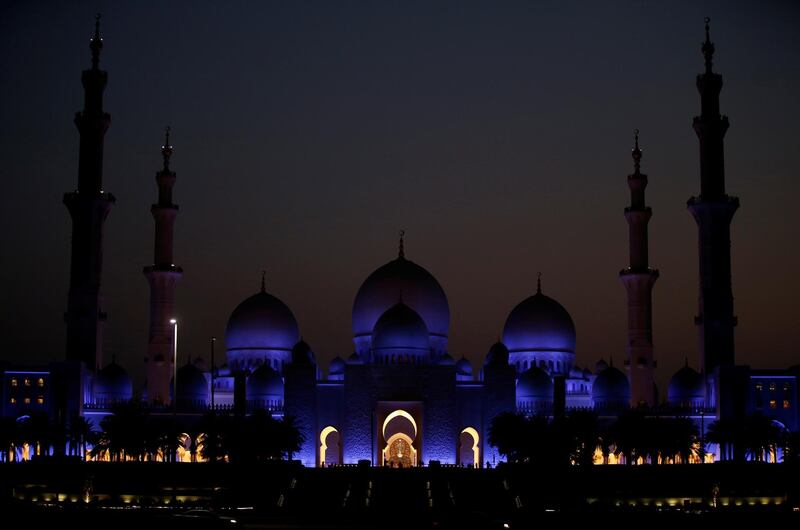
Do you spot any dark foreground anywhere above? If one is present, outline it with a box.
[2,461,798,528]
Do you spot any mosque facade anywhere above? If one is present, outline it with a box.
[1,19,798,466]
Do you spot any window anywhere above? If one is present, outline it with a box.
[784,400,791,409]
[769,382,776,392]
[37,378,44,387]
[9,397,16,405]
[36,396,44,405]
[769,399,777,409]
[755,383,763,392]
[24,378,31,387]
[23,397,31,405]
[10,378,18,388]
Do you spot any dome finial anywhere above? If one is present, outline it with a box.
[632,128,642,174]
[702,17,715,74]
[260,270,266,293]
[398,229,405,258]
[90,13,103,70]
[161,126,173,171]
[536,272,542,294]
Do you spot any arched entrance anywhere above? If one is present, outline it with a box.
[319,426,341,466]
[458,427,480,468]
[381,409,418,468]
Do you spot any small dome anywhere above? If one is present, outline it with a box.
[517,366,553,400]
[247,364,284,399]
[372,303,430,353]
[173,363,209,406]
[352,255,449,343]
[225,289,300,359]
[347,352,365,365]
[593,366,630,404]
[667,365,704,405]
[95,361,133,403]
[594,359,609,374]
[455,357,473,376]
[438,353,456,365]
[329,356,346,375]
[484,341,509,366]
[291,340,315,365]
[503,290,576,355]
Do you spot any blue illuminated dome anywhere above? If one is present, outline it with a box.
[372,303,431,364]
[517,366,554,400]
[247,363,284,407]
[592,365,630,411]
[502,284,576,375]
[291,340,315,365]
[225,288,300,372]
[172,362,209,408]
[94,361,133,404]
[455,357,473,381]
[667,364,704,408]
[328,356,346,379]
[484,341,509,366]
[352,253,449,356]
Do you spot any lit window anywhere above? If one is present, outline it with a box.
[769,399,777,409]
[10,378,18,388]
[784,383,791,392]
[769,383,776,392]
[755,383,763,392]
[37,378,44,387]
[36,396,44,405]
[784,400,791,409]
[24,378,31,387]
[23,397,31,405]
[9,397,16,405]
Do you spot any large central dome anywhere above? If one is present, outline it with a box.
[352,243,449,356]
[502,280,576,375]
[225,284,300,372]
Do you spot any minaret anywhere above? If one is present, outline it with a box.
[687,19,738,401]
[619,130,659,407]
[143,127,183,404]
[63,15,115,371]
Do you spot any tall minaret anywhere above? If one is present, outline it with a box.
[143,127,183,404]
[619,130,659,407]
[63,15,115,371]
[687,19,738,399]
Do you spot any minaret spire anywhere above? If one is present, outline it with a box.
[144,129,183,404]
[398,229,405,258]
[536,272,542,294]
[63,17,115,371]
[261,270,266,293]
[90,14,102,70]
[702,17,714,74]
[162,126,172,171]
[688,19,738,412]
[619,129,659,407]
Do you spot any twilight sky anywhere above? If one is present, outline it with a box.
[1,1,799,395]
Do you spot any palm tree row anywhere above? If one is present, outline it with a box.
[0,402,303,464]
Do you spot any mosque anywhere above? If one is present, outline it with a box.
[1,18,797,466]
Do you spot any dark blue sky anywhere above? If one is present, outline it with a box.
[1,1,799,393]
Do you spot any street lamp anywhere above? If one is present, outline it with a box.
[170,318,178,411]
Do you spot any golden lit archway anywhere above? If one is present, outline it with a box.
[460,427,480,467]
[383,432,417,467]
[319,425,340,466]
[381,409,418,467]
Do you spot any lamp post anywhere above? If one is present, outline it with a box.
[210,336,216,412]
[170,318,178,411]
[700,410,705,463]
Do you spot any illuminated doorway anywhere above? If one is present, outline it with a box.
[458,427,480,467]
[381,408,418,467]
[319,426,341,466]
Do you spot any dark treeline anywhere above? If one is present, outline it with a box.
[0,403,303,463]
[488,410,799,465]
